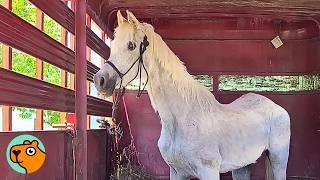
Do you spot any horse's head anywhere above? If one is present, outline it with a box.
[94,10,151,96]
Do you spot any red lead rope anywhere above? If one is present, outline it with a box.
[121,95,141,165]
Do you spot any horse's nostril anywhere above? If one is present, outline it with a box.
[100,77,105,87]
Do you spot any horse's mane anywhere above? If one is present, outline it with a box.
[142,24,218,109]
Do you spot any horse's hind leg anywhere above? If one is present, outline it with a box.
[232,165,251,180]
[267,110,290,180]
[265,149,289,180]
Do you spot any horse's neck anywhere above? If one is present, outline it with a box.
[146,59,219,135]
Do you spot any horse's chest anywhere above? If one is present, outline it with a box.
[158,133,197,176]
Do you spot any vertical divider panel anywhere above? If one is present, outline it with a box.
[60,0,68,124]
[75,0,88,179]
[69,0,75,90]
[86,15,91,129]
[35,8,44,130]
[1,0,12,131]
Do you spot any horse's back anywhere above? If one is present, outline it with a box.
[218,93,290,172]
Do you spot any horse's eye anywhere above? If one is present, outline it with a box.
[128,41,136,51]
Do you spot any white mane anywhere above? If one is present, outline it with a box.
[141,24,218,111]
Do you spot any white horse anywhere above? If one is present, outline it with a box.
[94,10,290,180]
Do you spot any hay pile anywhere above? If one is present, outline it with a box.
[110,145,153,180]
[110,162,153,180]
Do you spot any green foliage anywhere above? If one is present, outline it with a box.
[12,0,36,26]
[44,111,61,125]
[15,107,35,119]
[12,49,36,78]
[44,15,61,42]
[44,62,61,86]
[219,75,320,92]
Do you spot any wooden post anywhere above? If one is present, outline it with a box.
[75,0,87,179]
[86,15,91,128]
[1,0,12,131]
[212,75,220,102]
[35,8,44,130]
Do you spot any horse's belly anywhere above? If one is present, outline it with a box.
[219,135,267,173]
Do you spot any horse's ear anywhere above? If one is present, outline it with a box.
[117,10,126,26]
[126,10,140,26]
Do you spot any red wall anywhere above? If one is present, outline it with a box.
[118,92,320,179]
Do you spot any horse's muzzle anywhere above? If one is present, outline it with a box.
[93,71,116,97]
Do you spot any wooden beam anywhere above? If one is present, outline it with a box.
[1,0,12,131]
[0,68,112,117]
[0,6,99,82]
[75,0,88,179]
[35,8,44,130]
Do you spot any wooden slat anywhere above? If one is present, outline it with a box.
[86,15,92,129]
[0,6,99,82]
[29,0,110,60]
[1,0,12,131]
[60,15,68,123]
[0,68,112,117]
[35,8,44,130]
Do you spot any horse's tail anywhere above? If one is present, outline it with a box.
[265,151,274,180]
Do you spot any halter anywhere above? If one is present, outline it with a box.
[102,35,150,136]
[106,35,149,97]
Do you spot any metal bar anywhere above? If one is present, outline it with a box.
[0,68,112,117]
[1,0,12,131]
[0,6,100,82]
[75,0,88,179]
[35,8,44,130]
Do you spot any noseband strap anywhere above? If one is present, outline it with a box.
[106,35,149,97]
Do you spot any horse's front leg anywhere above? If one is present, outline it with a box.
[198,167,220,180]
[197,157,221,180]
[170,167,187,180]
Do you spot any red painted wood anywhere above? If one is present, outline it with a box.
[118,92,320,179]
[86,0,320,35]
[29,0,110,60]
[154,18,320,40]
[87,129,114,179]
[0,130,112,179]
[0,68,112,117]
[0,131,74,179]
[0,6,99,82]
[75,0,88,178]
[165,39,320,74]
